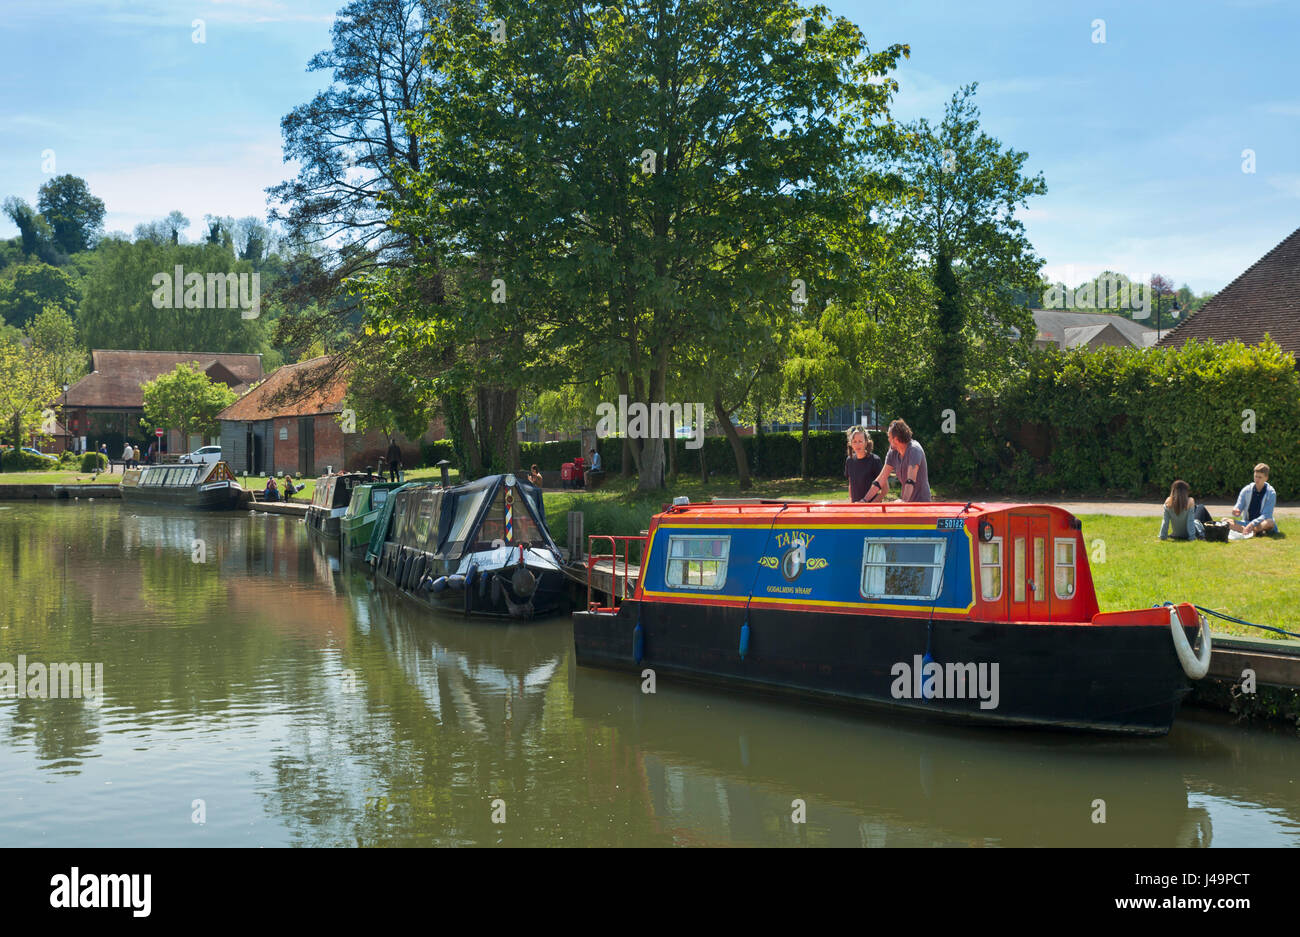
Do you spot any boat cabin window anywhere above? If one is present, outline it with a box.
[861,539,946,601]
[1033,537,1046,602]
[445,489,489,548]
[1054,538,1076,599]
[372,489,389,508]
[1012,538,1026,602]
[978,538,1002,600]
[665,535,730,590]
[415,493,437,542]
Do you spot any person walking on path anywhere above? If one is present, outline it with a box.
[386,437,403,483]
[844,427,883,503]
[867,419,931,503]
[1230,463,1279,536]
[122,441,134,471]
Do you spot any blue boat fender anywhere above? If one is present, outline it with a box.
[739,621,751,660]
[465,564,478,589]
[445,574,465,591]
[633,619,644,664]
[479,567,490,599]
[430,576,449,594]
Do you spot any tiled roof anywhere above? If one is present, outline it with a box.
[61,350,263,409]
[216,356,348,421]
[1031,309,1155,348]
[1157,226,1300,356]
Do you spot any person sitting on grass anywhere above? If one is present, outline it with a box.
[282,474,305,500]
[1229,463,1279,537]
[1159,479,1205,540]
[263,477,280,502]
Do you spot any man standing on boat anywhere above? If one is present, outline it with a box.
[844,427,883,502]
[867,419,931,502]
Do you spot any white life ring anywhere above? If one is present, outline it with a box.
[1170,607,1212,680]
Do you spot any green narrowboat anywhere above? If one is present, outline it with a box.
[341,482,402,558]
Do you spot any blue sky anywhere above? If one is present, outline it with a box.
[1,0,1297,292]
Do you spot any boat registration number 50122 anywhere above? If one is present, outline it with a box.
[936,518,964,530]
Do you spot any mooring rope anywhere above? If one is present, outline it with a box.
[1189,604,1300,641]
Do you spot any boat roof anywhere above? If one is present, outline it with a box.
[657,500,1078,523]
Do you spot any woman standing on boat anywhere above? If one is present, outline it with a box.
[868,419,931,502]
[844,427,883,502]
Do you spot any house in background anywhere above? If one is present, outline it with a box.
[1157,225,1300,361]
[57,349,264,455]
[1030,309,1159,350]
[216,356,444,477]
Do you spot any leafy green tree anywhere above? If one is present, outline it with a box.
[0,338,60,466]
[890,83,1045,442]
[36,175,106,254]
[141,363,238,445]
[77,240,268,353]
[393,0,907,491]
[1,197,61,264]
[26,305,87,388]
[268,0,435,307]
[0,261,81,328]
[133,211,191,245]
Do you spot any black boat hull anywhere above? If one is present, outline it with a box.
[119,484,245,510]
[375,545,569,620]
[573,600,1197,735]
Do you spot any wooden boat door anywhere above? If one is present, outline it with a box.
[1008,514,1052,621]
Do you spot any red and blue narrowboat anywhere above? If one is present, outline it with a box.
[572,499,1212,735]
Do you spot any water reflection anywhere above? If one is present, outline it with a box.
[1,502,1298,847]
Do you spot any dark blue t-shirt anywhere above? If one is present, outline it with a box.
[845,453,883,502]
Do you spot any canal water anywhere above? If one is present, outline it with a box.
[2,501,1298,847]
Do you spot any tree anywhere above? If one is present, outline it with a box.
[141,363,238,446]
[77,240,267,353]
[26,305,87,388]
[36,175,106,254]
[890,83,1045,442]
[2,197,60,264]
[0,262,81,328]
[394,0,908,491]
[0,339,60,466]
[267,0,435,307]
[133,211,191,245]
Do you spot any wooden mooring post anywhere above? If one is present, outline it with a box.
[567,511,584,563]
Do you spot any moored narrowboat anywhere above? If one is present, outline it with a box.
[119,461,245,510]
[572,499,1212,735]
[340,482,401,558]
[371,473,568,619]
[306,471,380,538]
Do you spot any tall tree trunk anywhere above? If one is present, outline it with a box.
[753,398,763,479]
[635,360,668,492]
[933,251,965,463]
[616,370,635,477]
[713,389,750,490]
[698,438,708,483]
[443,390,481,477]
[800,382,813,481]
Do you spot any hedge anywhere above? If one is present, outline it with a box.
[949,338,1299,498]
[0,448,59,471]
[417,340,1297,499]
[79,451,109,473]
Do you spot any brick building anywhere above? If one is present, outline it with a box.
[215,356,443,477]
[57,349,263,455]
